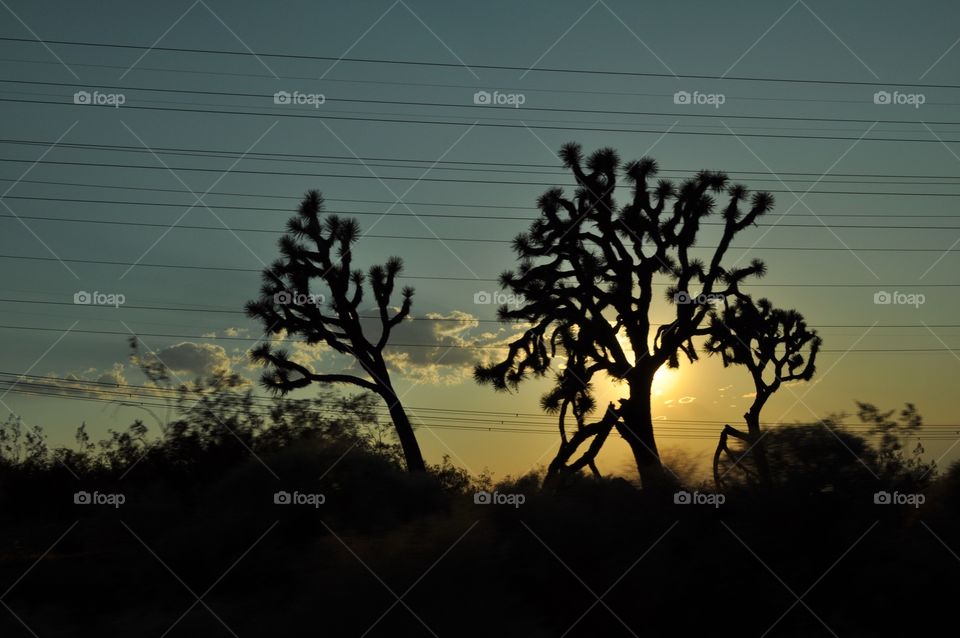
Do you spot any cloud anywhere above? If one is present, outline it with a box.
[11,340,259,414]
[288,340,329,373]
[93,362,127,386]
[202,327,247,339]
[140,342,235,379]
[384,311,525,385]
[244,311,528,386]
[12,363,162,401]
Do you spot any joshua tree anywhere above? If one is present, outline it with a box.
[245,190,426,472]
[475,143,773,486]
[705,295,820,489]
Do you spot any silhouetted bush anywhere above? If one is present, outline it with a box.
[0,395,953,637]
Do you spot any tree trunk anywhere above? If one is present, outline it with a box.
[617,372,665,488]
[366,356,426,473]
[386,398,427,472]
[745,410,771,489]
[545,405,616,480]
[713,424,750,490]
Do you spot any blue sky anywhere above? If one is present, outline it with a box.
[2,0,960,477]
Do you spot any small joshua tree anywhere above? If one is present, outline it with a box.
[705,294,820,489]
[245,190,425,472]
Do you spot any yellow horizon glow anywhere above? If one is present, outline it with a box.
[592,363,681,410]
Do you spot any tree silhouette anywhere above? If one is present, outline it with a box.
[857,401,934,486]
[475,143,773,486]
[245,190,426,472]
[704,295,820,489]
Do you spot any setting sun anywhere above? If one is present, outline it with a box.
[652,365,680,398]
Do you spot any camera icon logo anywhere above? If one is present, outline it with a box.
[74,290,92,305]
[673,90,692,105]
[274,490,291,505]
[473,291,492,304]
[74,490,91,504]
[473,490,492,505]
[273,91,292,105]
[73,91,91,105]
[874,491,891,504]
[873,91,892,105]
[274,291,293,305]
[473,90,492,105]
[873,290,891,305]
[673,490,692,505]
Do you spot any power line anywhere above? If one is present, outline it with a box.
[0,381,565,429]
[0,385,576,437]
[0,372,952,428]
[0,176,535,209]
[6,55,960,108]
[9,78,960,127]
[9,96,960,146]
[8,211,960,235]
[0,370,916,429]
[0,371,548,426]
[2,251,959,284]
[0,383,946,439]
[17,86,931,139]
[0,370,910,425]
[0,322,506,348]
[0,377,956,440]
[2,296,958,327]
[3,36,959,89]
[7,194,960,223]
[6,136,960,182]
[5,154,960,193]
[1,384,722,440]
[0,323,954,353]
[4,176,959,216]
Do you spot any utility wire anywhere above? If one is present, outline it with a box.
[0,323,953,353]
[2,36,959,89]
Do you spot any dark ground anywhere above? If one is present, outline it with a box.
[1,435,958,637]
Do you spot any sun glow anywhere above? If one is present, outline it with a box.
[590,332,684,409]
[593,365,682,414]
[652,365,680,398]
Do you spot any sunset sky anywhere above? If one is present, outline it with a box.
[2,0,960,479]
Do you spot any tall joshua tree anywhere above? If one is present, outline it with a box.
[245,190,426,472]
[475,143,774,486]
[704,294,820,489]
